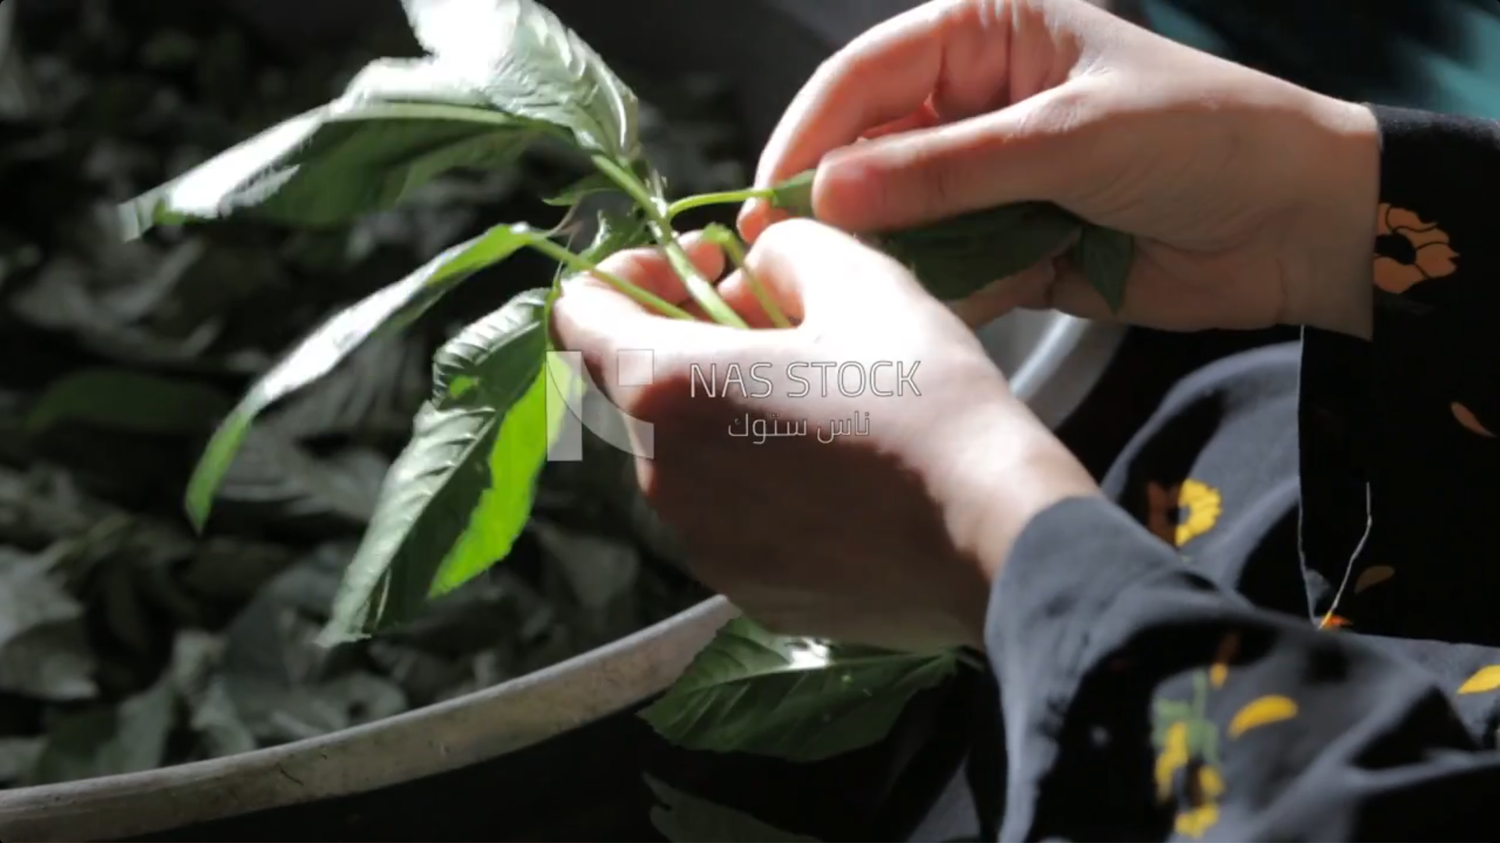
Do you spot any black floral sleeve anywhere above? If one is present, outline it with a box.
[982,106,1500,842]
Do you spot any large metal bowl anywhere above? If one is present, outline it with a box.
[0,1,1120,839]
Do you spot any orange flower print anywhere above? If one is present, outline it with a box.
[1452,402,1495,438]
[1373,203,1458,294]
[1147,479,1222,548]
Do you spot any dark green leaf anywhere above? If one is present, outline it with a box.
[318,288,567,643]
[184,222,538,532]
[401,0,641,159]
[542,171,619,206]
[26,369,230,437]
[646,775,821,843]
[769,170,814,217]
[875,203,1082,301]
[640,618,959,762]
[118,60,546,237]
[1070,224,1133,313]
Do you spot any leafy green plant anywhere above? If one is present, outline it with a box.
[118,0,1131,774]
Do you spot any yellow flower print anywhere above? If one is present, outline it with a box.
[1373,203,1459,293]
[1146,479,1223,548]
[1175,764,1224,839]
[1152,656,1305,838]
[1452,402,1495,438]
[1155,720,1191,802]
[1458,666,1500,695]
[1228,695,1299,739]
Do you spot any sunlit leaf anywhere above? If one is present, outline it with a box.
[640,618,958,762]
[400,0,641,160]
[646,775,821,843]
[317,288,563,643]
[183,222,538,532]
[119,58,547,237]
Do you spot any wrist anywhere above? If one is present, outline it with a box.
[1283,96,1380,340]
[932,397,1101,644]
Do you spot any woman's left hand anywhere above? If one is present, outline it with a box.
[551,220,1100,651]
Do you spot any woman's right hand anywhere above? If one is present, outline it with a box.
[738,0,1382,339]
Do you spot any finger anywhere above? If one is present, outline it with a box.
[1034,261,1125,322]
[816,82,1101,232]
[714,267,798,330]
[565,231,725,308]
[946,259,1060,329]
[861,100,943,140]
[738,219,917,328]
[552,283,762,413]
[737,104,945,244]
[738,0,979,240]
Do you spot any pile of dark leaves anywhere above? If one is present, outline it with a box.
[0,0,731,789]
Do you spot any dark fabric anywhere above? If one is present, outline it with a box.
[982,105,1500,841]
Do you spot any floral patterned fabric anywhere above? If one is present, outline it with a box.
[983,105,1500,841]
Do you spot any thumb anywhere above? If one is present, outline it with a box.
[813,81,1103,233]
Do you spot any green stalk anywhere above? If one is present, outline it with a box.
[592,155,747,329]
[526,237,695,321]
[665,187,774,220]
[701,224,791,328]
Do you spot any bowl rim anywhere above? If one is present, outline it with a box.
[0,315,1122,843]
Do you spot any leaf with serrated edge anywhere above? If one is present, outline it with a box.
[1071,224,1133,313]
[184,223,536,532]
[646,776,821,843]
[640,618,958,762]
[119,58,545,237]
[318,288,559,644]
[401,0,640,159]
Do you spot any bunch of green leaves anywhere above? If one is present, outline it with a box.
[117,0,1132,781]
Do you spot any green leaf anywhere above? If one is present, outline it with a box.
[400,0,641,159]
[645,775,821,843]
[26,369,230,437]
[542,171,619,206]
[317,288,562,644]
[119,59,546,237]
[640,618,959,762]
[184,223,537,532]
[1071,224,1133,313]
[769,170,815,217]
[875,203,1082,301]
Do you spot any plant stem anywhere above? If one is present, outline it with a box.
[592,155,748,329]
[701,224,791,328]
[526,237,695,321]
[666,187,775,221]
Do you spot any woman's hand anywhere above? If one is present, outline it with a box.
[739,0,1382,339]
[552,221,1099,651]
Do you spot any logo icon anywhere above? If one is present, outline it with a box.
[544,349,656,461]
